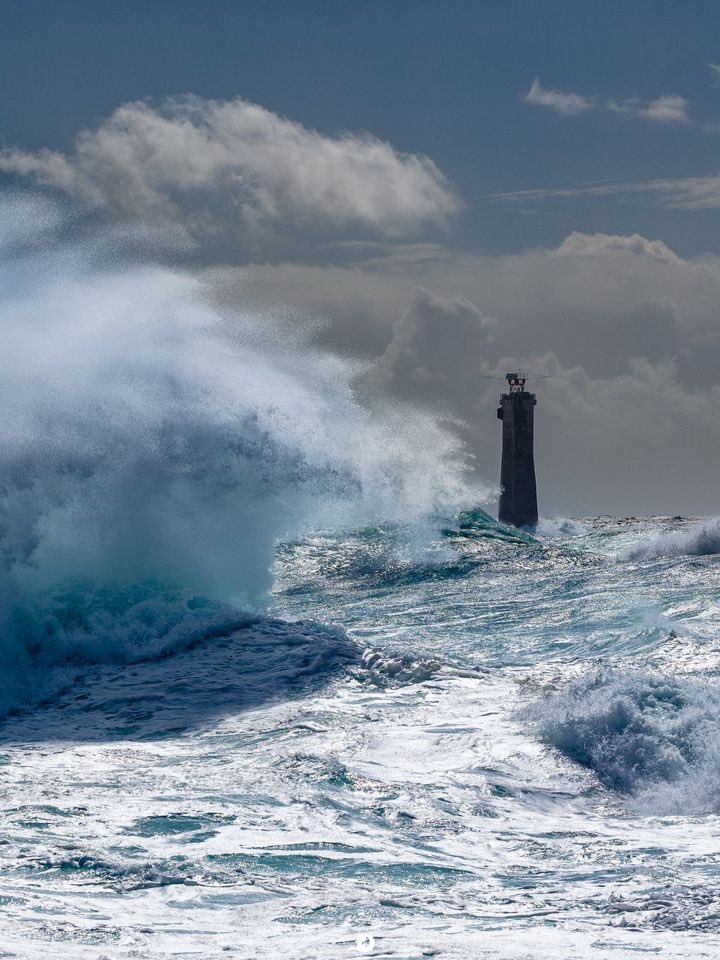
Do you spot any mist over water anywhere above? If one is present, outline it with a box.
[0,192,480,715]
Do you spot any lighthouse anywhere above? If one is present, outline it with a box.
[497,372,538,529]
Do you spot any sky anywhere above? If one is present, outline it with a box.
[2,0,720,516]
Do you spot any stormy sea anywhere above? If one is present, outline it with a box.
[2,200,720,958]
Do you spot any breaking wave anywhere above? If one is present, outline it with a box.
[0,580,361,738]
[536,516,587,538]
[530,669,720,815]
[0,193,481,718]
[627,518,720,560]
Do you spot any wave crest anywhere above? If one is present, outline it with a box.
[0,579,360,735]
[627,518,720,560]
[529,669,720,815]
[0,193,482,720]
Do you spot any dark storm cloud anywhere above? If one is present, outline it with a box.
[210,230,713,379]
[369,289,497,407]
[206,232,720,515]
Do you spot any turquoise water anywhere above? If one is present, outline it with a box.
[1,514,720,957]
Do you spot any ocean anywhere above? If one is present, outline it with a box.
[1,512,720,958]
[2,195,720,958]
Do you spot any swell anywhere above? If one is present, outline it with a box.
[278,510,548,593]
[0,578,361,734]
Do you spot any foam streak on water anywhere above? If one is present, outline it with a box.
[2,515,720,958]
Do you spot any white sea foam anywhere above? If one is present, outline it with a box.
[530,668,720,815]
[3,514,720,957]
[626,518,720,560]
[536,516,587,538]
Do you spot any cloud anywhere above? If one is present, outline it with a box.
[640,95,690,124]
[525,79,690,125]
[556,231,685,264]
[708,63,720,85]
[0,192,65,254]
[203,228,720,514]
[483,174,720,211]
[608,94,689,124]
[355,231,696,388]
[4,151,718,513]
[209,229,715,378]
[0,96,458,242]
[369,288,496,406]
[524,78,594,116]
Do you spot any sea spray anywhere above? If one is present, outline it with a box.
[0,192,482,716]
[529,668,720,814]
[626,518,720,560]
[536,516,587,538]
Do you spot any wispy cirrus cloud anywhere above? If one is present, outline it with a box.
[525,79,690,125]
[481,174,720,211]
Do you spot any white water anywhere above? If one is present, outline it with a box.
[531,667,720,815]
[627,517,720,560]
[0,193,479,718]
[1,516,719,958]
[1,197,720,958]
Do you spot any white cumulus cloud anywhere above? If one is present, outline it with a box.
[556,231,686,265]
[0,96,458,240]
[525,79,690,125]
[608,94,689,124]
[524,78,594,116]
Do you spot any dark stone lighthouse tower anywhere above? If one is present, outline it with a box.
[497,373,538,528]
